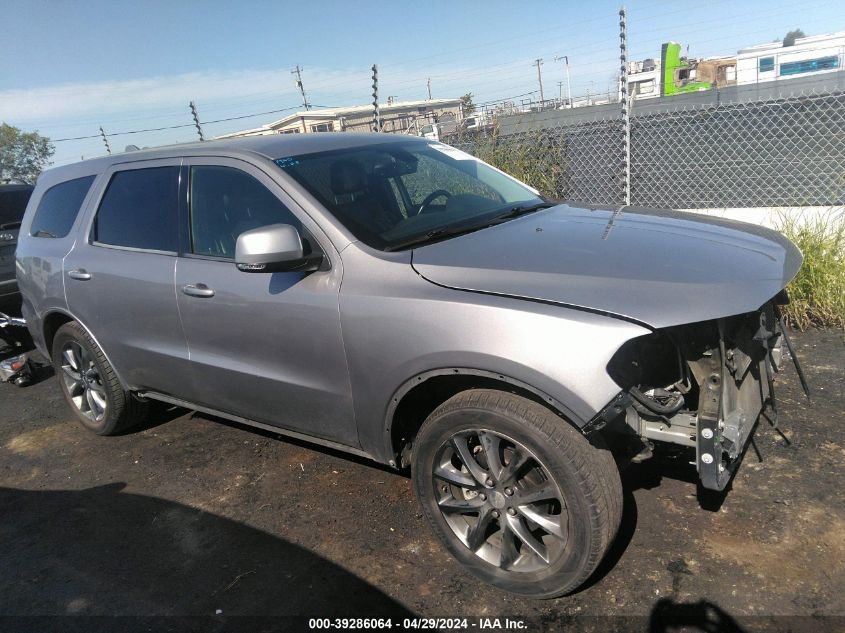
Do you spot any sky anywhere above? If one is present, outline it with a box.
[2,0,843,167]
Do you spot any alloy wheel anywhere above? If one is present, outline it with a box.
[60,341,107,422]
[432,429,569,573]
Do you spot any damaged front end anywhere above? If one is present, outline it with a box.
[598,299,804,491]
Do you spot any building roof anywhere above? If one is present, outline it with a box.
[216,98,462,138]
[736,31,845,55]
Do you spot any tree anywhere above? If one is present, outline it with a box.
[0,123,54,184]
[783,29,806,47]
[460,93,476,117]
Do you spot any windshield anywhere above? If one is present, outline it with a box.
[275,141,545,251]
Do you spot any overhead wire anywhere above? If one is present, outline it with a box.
[34,0,841,152]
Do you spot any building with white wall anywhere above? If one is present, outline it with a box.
[217,98,463,138]
[735,31,845,86]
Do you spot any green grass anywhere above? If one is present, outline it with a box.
[456,126,566,199]
[776,210,845,330]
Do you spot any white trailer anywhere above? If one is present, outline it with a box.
[735,32,845,86]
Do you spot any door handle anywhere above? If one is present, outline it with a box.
[181,283,215,298]
[68,269,92,281]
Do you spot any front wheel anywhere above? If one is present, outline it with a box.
[412,389,622,598]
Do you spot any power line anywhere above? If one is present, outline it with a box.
[41,0,840,151]
[475,91,538,107]
[11,0,828,121]
[299,0,835,97]
[50,104,317,142]
[38,0,828,132]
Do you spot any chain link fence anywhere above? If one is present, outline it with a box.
[448,89,845,208]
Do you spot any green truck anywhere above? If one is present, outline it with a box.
[660,42,736,96]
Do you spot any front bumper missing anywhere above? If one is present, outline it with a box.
[696,306,793,490]
[593,302,801,492]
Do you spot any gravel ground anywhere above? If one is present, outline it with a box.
[0,328,843,632]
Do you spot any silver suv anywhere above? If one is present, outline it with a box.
[17,134,801,597]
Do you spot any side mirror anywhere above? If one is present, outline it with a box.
[235,223,323,273]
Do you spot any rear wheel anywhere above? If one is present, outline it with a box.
[52,321,148,435]
[412,389,622,598]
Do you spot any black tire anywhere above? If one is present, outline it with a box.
[51,321,148,435]
[412,389,622,598]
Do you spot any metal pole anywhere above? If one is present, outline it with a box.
[189,101,204,141]
[427,77,432,100]
[291,65,311,111]
[619,5,631,206]
[371,64,381,132]
[533,58,545,105]
[554,55,573,108]
[99,126,111,154]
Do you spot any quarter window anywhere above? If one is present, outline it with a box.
[93,167,179,252]
[189,165,301,258]
[30,176,95,238]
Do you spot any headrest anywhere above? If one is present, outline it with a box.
[330,160,368,195]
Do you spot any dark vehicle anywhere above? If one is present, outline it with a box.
[0,183,34,308]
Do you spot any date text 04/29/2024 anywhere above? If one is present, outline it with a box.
[307,617,528,630]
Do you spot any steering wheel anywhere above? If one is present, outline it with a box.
[416,189,452,215]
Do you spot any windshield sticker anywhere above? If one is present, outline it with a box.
[429,144,477,161]
[275,157,300,169]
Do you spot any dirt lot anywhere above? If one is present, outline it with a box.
[0,328,843,632]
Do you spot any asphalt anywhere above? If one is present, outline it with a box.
[0,327,843,632]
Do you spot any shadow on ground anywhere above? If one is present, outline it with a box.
[649,598,746,632]
[0,484,413,621]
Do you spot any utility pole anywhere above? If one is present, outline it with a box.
[371,64,380,132]
[619,5,631,206]
[532,58,545,105]
[554,55,573,108]
[189,101,204,141]
[291,65,311,110]
[99,126,111,154]
[427,77,432,100]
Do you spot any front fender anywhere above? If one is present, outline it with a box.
[339,263,649,462]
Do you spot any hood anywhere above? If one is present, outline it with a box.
[411,204,802,329]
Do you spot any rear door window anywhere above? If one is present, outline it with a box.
[93,167,179,252]
[29,177,94,238]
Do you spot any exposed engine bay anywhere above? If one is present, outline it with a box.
[598,299,807,491]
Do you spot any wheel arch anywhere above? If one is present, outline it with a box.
[41,309,129,389]
[42,310,74,356]
[382,368,589,467]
